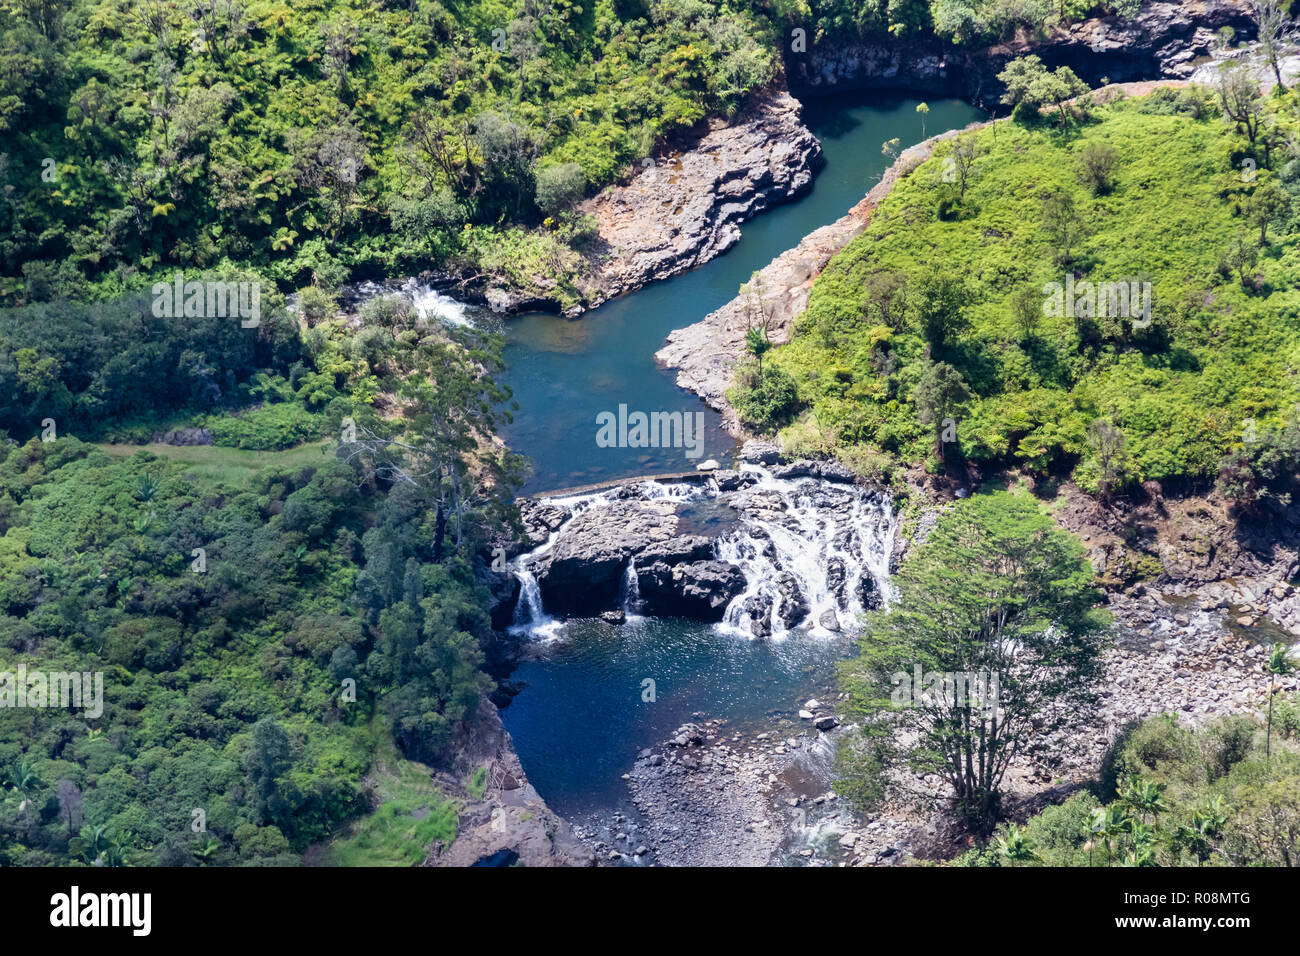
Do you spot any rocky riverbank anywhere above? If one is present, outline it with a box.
[566,91,824,316]
[427,698,594,867]
[655,77,1203,426]
[455,90,824,316]
[786,0,1256,104]
[597,581,1300,867]
[655,120,984,422]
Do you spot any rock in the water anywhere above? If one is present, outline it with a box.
[713,469,759,492]
[739,439,783,465]
[637,560,747,621]
[819,609,841,632]
[536,499,679,614]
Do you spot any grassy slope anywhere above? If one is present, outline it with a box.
[774,91,1300,487]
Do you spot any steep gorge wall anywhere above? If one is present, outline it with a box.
[785,0,1257,105]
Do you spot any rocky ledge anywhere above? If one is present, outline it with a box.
[787,0,1256,104]
[565,91,823,315]
[504,450,893,636]
[656,120,985,421]
[427,698,593,867]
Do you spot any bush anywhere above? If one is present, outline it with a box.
[729,364,803,433]
[203,404,326,450]
[1076,142,1119,195]
[534,162,587,216]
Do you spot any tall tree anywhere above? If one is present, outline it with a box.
[914,360,971,463]
[838,492,1109,831]
[1254,0,1293,91]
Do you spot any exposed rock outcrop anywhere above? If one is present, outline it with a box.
[656,118,985,421]
[786,1,1257,104]
[568,91,824,315]
[636,559,747,620]
[508,464,895,632]
[536,498,683,614]
[428,698,594,867]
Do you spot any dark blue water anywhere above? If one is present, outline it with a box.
[500,94,985,496]
[503,619,845,816]
[498,94,985,821]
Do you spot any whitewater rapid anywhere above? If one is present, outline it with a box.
[508,464,898,641]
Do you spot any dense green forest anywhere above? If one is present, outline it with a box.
[0,289,522,865]
[735,69,1300,504]
[964,712,1300,866]
[1,0,1141,310]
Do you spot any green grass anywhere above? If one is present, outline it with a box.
[765,89,1300,488]
[323,747,459,868]
[466,765,489,801]
[96,440,337,486]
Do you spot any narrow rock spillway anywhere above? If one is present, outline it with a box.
[507,462,898,639]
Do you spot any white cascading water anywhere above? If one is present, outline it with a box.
[507,467,897,641]
[348,278,474,327]
[621,558,644,619]
[715,465,897,638]
[509,568,564,640]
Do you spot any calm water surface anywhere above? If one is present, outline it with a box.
[498,94,986,820]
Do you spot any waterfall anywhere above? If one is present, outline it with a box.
[621,559,644,619]
[715,465,897,639]
[509,566,562,640]
[346,277,475,328]
[505,466,897,641]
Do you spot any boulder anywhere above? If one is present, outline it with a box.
[536,499,680,614]
[713,469,759,492]
[636,560,747,621]
[772,459,857,484]
[739,439,782,465]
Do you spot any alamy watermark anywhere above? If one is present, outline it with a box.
[595,404,706,460]
[0,664,103,719]
[1042,276,1151,329]
[890,665,1000,719]
[152,272,260,328]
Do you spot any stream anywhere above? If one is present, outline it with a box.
[358,93,987,838]
[493,94,984,834]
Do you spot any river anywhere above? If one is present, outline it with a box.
[487,93,985,835]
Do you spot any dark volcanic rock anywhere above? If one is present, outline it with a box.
[536,499,680,615]
[636,560,747,620]
[787,1,1256,106]
[637,535,714,566]
[771,459,858,484]
[739,439,783,465]
[713,469,759,492]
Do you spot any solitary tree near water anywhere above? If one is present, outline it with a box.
[998,55,1089,127]
[343,328,523,561]
[838,493,1109,832]
[1253,0,1293,91]
[1215,63,1264,145]
[946,136,980,201]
